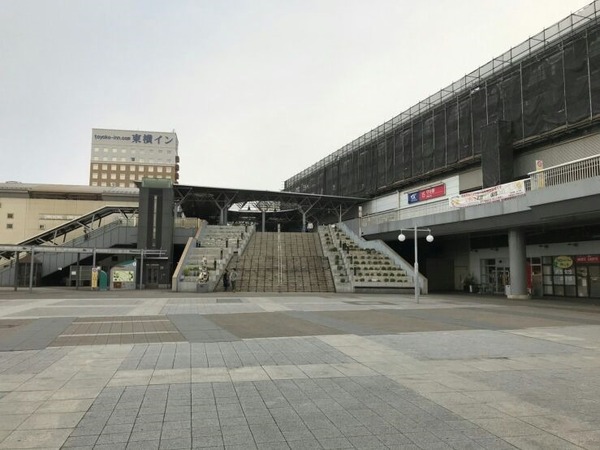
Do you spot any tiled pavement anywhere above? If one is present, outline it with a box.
[0,290,600,449]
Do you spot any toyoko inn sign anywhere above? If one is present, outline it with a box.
[92,128,177,149]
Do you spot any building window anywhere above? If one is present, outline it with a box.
[92,173,98,179]
[92,164,98,170]
[7,213,14,219]
[103,148,108,153]
[129,182,136,187]
[7,223,13,229]
[93,156,99,161]
[101,173,107,179]
[94,147,99,152]
[148,167,154,173]
[91,182,98,186]
[120,174,125,180]
[101,182,107,186]
[138,166,144,172]
[166,167,172,173]
[120,165,126,170]
[157,167,163,173]
[111,174,117,180]
[102,164,108,170]
[113,148,117,153]
[39,224,45,230]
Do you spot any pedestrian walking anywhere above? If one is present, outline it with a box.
[223,269,230,292]
[230,268,238,292]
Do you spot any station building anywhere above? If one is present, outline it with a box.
[284,2,600,300]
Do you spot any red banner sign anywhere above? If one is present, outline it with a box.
[575,255,600,264]
[408,184,446,204]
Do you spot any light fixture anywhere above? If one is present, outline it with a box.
[398,226,434,304]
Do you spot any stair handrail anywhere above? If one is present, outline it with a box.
[338,222,427,293]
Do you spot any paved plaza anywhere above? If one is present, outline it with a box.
[1,289,600,449]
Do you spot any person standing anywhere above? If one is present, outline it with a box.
[230,268,238,292]
[223,269,230,292]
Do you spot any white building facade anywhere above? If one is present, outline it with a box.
[90,128,179,187]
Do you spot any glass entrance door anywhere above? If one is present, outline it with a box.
[146,263,160,289]
[589,266,600,298]
[491,267,510,294]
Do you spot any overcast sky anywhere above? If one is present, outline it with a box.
[0,0,592,190]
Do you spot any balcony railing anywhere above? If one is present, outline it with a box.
[529,154,600,189]
[362,153,600,228]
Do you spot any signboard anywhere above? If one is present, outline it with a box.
[575,255,600,264]
[91,267,99,289]
[408,184,446,204]
[112,270,134,282]
[554,256,574,269]
[449,180,526,208]
[39,214,80,221]
[92,128,177,150]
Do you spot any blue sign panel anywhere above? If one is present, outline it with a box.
[408,192,420,204]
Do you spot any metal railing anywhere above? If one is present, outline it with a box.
[362,199,452,228]
[529,154,600,189]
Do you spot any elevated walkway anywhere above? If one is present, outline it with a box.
[0,219,140,287]
[0,205,137,262]
[219,232,335,293]
[361,154,600,241]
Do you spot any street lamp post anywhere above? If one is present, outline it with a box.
[398,226,434,304]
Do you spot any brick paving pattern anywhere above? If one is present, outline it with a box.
[0,290,599,449]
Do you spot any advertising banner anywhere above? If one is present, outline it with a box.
[449,180,526,208]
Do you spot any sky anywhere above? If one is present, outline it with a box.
[0,0,593,191]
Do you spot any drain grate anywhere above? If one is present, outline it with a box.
[344,300,395,305]
[217,298,243,304]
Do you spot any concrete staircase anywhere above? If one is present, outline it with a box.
[177,225,250,292]
[218,232,335,293]
[321,224,417,293]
